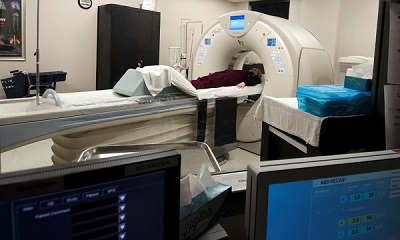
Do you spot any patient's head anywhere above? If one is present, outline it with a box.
[248,68,262,78]
[246,68,263,86]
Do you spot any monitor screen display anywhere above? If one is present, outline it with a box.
[0,149,181,240]
[230,15,245,31]
[246,150,400,240]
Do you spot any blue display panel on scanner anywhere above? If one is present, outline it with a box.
[230,15,245,31]
[267,38,276,47]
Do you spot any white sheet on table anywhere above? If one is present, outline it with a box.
[58,90,137,107]
[255,96,325,147]
[137,65,263,99]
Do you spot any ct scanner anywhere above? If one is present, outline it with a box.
[0,10,333,166]
[189,10,333,144]
[190,10,333,95]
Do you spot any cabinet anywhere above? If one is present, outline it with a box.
[96,4,160,90]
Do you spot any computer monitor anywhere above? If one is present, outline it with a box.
[245,150,400,240]
[0,149,181,240]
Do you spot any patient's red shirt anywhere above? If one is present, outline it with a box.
[191,70,248,89]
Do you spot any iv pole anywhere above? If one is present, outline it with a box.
[35,0,40,105]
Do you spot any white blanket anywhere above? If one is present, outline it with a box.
[255,96,325,147]
[138,65,197,96]
[137,65,263,100]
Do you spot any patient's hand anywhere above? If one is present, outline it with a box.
[236,82,246,88]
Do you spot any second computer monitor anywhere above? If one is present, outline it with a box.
[246,150,400,240]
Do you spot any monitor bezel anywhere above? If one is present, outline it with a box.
[246,150,400,240]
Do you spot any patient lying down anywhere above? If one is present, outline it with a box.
[136,65,263,99]
[190,68,262,89]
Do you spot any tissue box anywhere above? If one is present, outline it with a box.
[179,183,232,240]
[344,76,372,91]
[296,85,371,117]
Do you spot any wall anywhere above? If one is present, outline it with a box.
[289,0,341,69]
[0,0,244,93]
[156,0,243,71]
[336,0,379,58]
[1,0,105,92]
[289,0,379,83]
